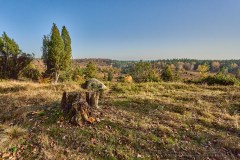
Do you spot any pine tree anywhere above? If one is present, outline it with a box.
[48,23,64,83]
[61,26,72,70]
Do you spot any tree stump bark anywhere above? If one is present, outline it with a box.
[61,92,94,126]
[86,91,100,109]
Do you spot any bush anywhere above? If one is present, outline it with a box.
[84,62,97,79]
[72,66,84,82]
[186,73,239,86]
[107,71,113,81]
[201,74,239,85]
[19,64,41,81]
[59,69,72,82]
[161,65,174,82]
[118,75,133,83]
[130,61,160,82]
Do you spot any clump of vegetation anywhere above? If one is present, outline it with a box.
[201,73,239,85]
[197,63,209,77]
[190,73,240,85]
[130,60,160,82]
[84,61,97,79]
[0,32,33,80]
[107,70,113,81]
[0,125,27,151]
[71,66,84,82]
[19,63,41,81]
[161,65,174,81]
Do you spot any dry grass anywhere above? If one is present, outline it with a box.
[0,80,239,159]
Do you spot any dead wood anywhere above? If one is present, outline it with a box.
[61,91,95,126]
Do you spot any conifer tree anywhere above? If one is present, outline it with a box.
[61,26,72,70]
[41,35,50,72]
[48,23,64,83]
[42,24,72,82]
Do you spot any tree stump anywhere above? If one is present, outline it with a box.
[81,78,108,109]
[86,91,100,109]
[61,92,95,126]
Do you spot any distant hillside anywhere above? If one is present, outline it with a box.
[33,58,135,70]
[33,58,240,76]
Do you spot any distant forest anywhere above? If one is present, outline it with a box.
[75,58,240,74]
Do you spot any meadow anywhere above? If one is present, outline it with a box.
[0,81,239,159]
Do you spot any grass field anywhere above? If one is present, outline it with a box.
[0,81,239,159]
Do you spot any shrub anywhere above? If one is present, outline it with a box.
[59,68,72,82]
[201,74,239,85]
[107,71,113,81]
[72,66,84,82]
[130,61,160,82]
[124,75,133,83]
[236,69,240,79]
[197,63,209,77]
[161,65,174,82]
[174,71,181,81]
[84,61,97,79]
[19,64,41,81]
[186,73,239,86]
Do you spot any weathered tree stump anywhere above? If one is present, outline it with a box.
[86,91,100,109]
[61,92,95,126]
[81,78,108,109]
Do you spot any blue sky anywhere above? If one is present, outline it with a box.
[0,0,239,60]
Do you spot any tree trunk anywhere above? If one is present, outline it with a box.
[86,91,100,109]
[3,55,8,78]
[54,71,59,83]
[61,92,94,126]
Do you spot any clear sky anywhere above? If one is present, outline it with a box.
[0,0,239,60]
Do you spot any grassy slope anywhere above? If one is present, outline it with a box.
[0,81,239,159]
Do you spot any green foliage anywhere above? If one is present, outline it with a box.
[42,23,72,83]
[220,66,228,74]
[197,63,209,77]
[58,68,72,82]
[186,73,240,85]
[61,26,72,70]
[48,23,64,82]
[84,62,97,79]
[201,73,239,85]
[236,69,240,79]
[130,61,160,82]
[72,66,84,81]
[174,71,181,81]
[0,32,33,79]
[107,71,113,81]
[161,65,174,82]
[19,63,41,81]
[41,35,50,68]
